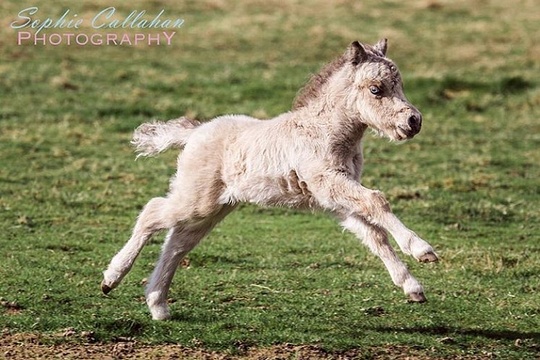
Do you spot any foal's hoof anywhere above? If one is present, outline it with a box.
[418,252,439,263]
[101,281,113,295]
[408,292,427,303]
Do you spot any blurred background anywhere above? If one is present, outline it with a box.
[0,0,538,356]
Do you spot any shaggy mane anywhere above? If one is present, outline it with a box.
[293,43,385,110]
[292,54,348,110]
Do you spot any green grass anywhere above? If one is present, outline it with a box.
[1,0,539,358]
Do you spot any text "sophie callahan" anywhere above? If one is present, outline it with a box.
[11,7,185,35]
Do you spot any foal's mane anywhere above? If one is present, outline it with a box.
[292,54,348,110]
[292,42,386,110]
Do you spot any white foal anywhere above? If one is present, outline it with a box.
[102,39,438,320]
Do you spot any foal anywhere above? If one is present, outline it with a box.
[102,39,438,320]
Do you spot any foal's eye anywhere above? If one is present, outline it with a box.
[369,85,382,96]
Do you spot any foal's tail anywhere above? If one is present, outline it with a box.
[131,117,201,157]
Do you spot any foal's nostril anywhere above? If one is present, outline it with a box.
[408,114,422,132]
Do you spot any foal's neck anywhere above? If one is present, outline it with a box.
[305,101,367,146]
[326,111,367,157]
[292,103,367,160]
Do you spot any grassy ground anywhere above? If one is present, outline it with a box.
[1,0,539,358]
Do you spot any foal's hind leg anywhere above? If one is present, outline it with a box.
[145,226,205,320]
[102,197,173,294]
[145,206,235,320]
[341,215,427,302]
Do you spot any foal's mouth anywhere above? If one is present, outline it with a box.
[396,125,421,140]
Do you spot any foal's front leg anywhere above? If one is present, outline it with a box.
[341,215,426,302]
[313,172,438,262]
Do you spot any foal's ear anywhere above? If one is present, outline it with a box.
[348,41,367,66]
[373,38,388,56]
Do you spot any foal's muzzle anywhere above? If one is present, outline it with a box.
[397,111,422,139]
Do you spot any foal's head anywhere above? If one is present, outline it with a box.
[295,39,422,141]
[346,40,422,140]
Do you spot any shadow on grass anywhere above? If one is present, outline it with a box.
[100,318,146,338]
[372,325,540,341]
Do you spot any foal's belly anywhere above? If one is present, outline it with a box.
[219,170,316,210]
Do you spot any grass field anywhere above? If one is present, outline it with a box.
[1,0,539,358]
